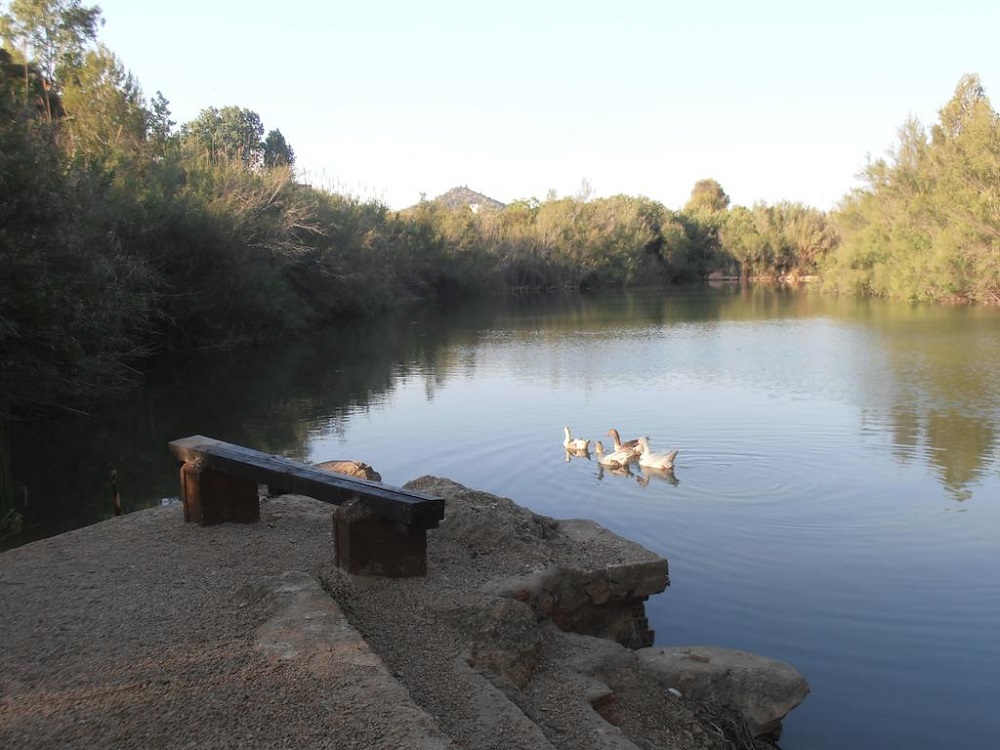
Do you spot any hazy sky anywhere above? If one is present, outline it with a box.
[93,0,999,211]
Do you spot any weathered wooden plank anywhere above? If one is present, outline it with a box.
[168,435,444,529]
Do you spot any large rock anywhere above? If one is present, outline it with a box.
[265,460,382,499]
[636,645,809,738]
[482,553,667,649]
[313,459,382,482]
[410,477,669,649]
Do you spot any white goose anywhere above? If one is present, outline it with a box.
[593,440,635,468]
[636,436,679,470]
[563,426,590,452]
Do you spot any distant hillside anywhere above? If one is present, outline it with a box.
[412,186,506,213]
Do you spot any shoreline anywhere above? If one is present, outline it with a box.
[0,477,806,749]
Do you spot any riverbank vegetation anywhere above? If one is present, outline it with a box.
[823,74,1000,304]
[2,4,999,518]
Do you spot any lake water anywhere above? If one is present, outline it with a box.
[7,286,1000,749]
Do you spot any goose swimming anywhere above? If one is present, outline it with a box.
[607,428,642,457]
[594,440,635,468]
[563,426,590,452]
[636,436,678,470]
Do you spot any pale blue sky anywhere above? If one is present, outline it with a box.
[93,0,999,211]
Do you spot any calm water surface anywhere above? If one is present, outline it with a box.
[8,287,1000,749]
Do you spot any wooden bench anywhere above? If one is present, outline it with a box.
[168,435,445,577]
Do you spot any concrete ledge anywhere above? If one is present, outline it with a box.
[254,571,451,748]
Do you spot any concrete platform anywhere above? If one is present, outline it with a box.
[0,497,451,749]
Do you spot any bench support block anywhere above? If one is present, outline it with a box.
[181,459,260,525]
[333,499,428,577]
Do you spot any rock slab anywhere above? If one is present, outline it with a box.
[637,645,810,738]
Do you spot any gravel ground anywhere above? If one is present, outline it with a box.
[0,476,763,749]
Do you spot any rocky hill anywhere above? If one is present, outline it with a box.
[425,186,506,212]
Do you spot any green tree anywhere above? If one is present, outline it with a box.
[0,0,102,117]
[823,73,1000,303]
[933,73,987,142]
[263,127,295,168]
[684,178,730,213]
[0,76,156,419]
[59,44,147,165]
[720,205,768,279]
[0,43,60,115]
[679,179,731,279]
[182,105,266,168]
[147,90,174,146]
[781,203,837,276]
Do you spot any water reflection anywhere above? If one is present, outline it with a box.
[848,300,1000,501]
[635,466,679,487]
[632,286,1000,503]
[878,406,996,502]
[7,305,510,544]
[596,462,635,480]
[9,287,1000,547]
